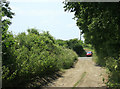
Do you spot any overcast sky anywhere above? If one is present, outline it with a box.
[8,0,83,40]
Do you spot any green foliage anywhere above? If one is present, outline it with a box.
[66,39,86,56]
[64,2,119,59]
[2,29,78,87]
[1,1,14,40]
[83,44,93,50]
[64,2,120,87]
[105,57,120,88]
[1,1,15,63]
[56,38,86,56]
[56,39,68,47]
[1,0,16,83]
[1,2,77,86]
[27,28,39,35]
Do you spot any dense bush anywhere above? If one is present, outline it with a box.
[66,39,86,57]
[56,38,86,57]
[105,57,120,88]
[2,29,78,87]
[56,39,68,47]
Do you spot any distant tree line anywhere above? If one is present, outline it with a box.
[56,38,86,57]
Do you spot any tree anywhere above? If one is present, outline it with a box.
[1,1,14,39]
[64,2,120,59]
[27,28,39,35]
[63,2,120,87]
[1,0,15,84]
[57,38,86,56]
[1,0,15,52]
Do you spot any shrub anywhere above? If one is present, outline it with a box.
[2,29,78,87]
[105,57,120,88]
[57,38,86,57]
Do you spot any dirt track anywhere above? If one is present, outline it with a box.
[47,57,108,87]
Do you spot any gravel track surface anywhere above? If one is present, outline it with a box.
[47,57,108,88]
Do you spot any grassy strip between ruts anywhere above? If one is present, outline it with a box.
[72,72,87,89]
